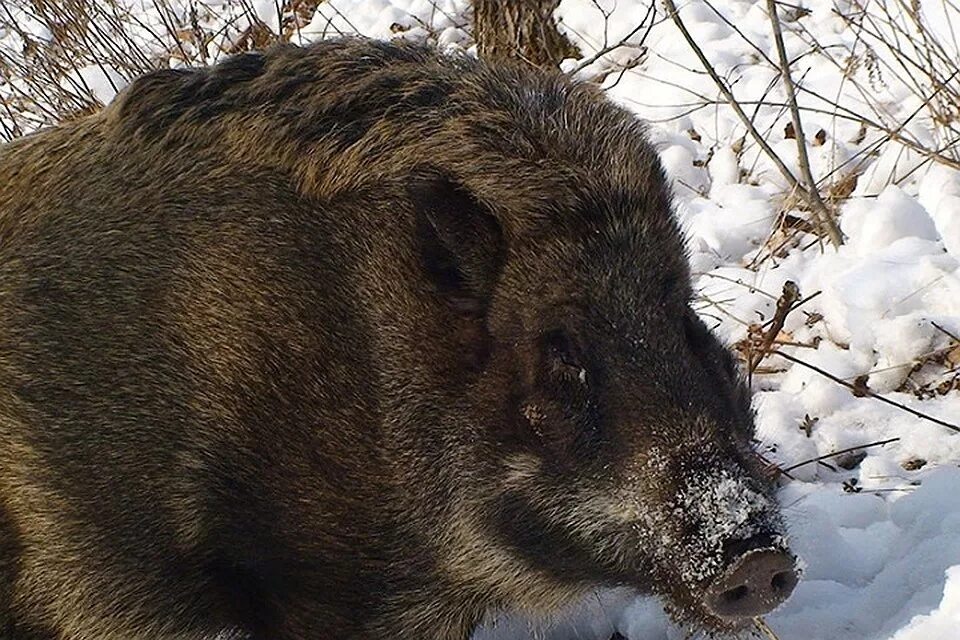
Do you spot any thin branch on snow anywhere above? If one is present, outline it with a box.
[753,616,784,640]
[567,1,657,77]
[766,0,844,247]
[663,0,841,248]
[772,350,960,434]
[781,437,901,473]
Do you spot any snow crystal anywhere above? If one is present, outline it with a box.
[674,468,774,582]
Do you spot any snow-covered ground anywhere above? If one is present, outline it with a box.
[3,1,960,638]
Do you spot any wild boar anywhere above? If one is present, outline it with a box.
[0,38,796,640]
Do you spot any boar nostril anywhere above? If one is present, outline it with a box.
[772,570,795,593]
[705,549,798,620]
[718,584,749,606]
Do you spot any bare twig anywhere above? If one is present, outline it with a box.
[782,437,901,473]
[568,2,657,76]
[766,0,843,246]
[662,0,840,246]
[932,321,960,344]
[772,350,960,433]
[754,616,783,640]
[748,281,801,381]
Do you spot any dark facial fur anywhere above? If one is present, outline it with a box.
[0,38,792,639]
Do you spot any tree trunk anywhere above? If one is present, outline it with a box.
[472,0,579,69]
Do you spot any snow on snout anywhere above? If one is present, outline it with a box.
[676,468,777,583]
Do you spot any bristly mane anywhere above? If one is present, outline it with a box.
[101,38,680,250]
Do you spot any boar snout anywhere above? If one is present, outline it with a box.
[704,543,798,620]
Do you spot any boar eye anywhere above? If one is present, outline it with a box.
[543,329,582,373]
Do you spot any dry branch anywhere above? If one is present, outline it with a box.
[773,350,960,433]
[749,280,801,374]
[766,0,843,246]
[567,2,657,77]
[662,0,842,247]
[753,617,783,640]
[781,437,901,473]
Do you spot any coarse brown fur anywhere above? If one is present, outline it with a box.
[0,38,792,639]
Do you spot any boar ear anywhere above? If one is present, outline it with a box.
[408,169,505,315]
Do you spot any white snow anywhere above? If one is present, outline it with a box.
[889,565,960,640]
[3,0,960,638]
